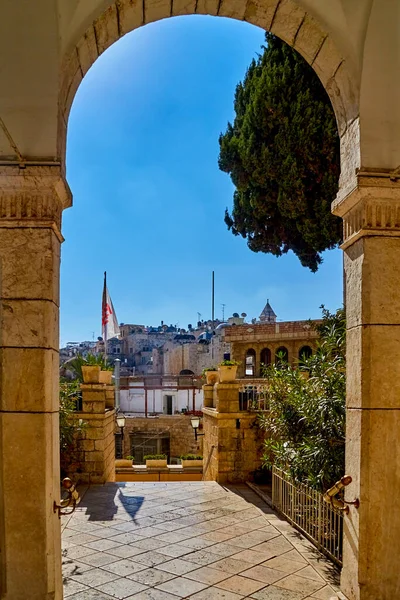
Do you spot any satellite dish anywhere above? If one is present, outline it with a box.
[241,313,247,318]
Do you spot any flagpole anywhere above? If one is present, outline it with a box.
[103,271,107,363]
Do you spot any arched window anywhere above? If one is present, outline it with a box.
[298,346,312,362]
[275,346,289,364]
[260,348,271,374]
[245,348,256,376]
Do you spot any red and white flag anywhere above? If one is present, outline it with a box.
[102,273,120,342]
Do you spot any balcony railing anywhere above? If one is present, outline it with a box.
[237,379,269,411]
[272,466,344,566]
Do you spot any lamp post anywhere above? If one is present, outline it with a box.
[190,416,204,441]
[116,412,126,441]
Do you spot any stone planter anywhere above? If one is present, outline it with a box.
[82,365,101,383]
[218,365,238,383]
[115,459,132,468]
[145,459,167,468]
[99,370,113,384]
[181,459,203,468]
[205,371,219,385]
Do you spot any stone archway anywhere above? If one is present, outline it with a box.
[2,2,400,600]
[58,0,359,184]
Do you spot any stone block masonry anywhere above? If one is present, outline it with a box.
[202,382,264,483]
[68,383,116,484]
[121,414,202,459]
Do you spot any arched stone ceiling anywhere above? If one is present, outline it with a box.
[2,0,400,190]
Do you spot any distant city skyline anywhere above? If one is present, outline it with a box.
[60,16,343,348]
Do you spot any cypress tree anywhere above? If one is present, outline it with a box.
[219,33,341,272]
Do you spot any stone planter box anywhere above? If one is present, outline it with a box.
[82,365,101,383]
[99,370,113,384]
[218,365,238,383]
[145,459,167,468]
[115,459,132,468]
[205,371,219,385]
[181,459,203,468]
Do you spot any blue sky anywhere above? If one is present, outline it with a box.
[61,15,343,346]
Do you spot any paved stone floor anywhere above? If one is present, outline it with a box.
[62,482,341,600]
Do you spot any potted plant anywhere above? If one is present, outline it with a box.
[71,353,113,384]
[202,367,219,385]
[115,455,134,468]
[99,363,114,384]
[218,359,240,383]
[180,454,203,468]
[82,365,101,383]
[144,454,167,468]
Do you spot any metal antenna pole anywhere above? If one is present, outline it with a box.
[211,271,215,360]
[212,271,215,329]
[103,271,107,363]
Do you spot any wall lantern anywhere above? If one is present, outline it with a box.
[116,412,126,440]
[190,416,204,441]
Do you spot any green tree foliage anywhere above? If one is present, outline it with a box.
[258,307,345,490]
[59,380,86,477]
[219,33,341,272]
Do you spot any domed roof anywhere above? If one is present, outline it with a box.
[197,331,212,342]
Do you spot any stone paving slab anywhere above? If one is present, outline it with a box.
[62,482,341,599]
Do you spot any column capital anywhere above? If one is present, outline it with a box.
[333,169,400,249]
[0,164,72,238]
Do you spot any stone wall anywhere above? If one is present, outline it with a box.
[163,336,230,376]
[121,415,202,460]
[67,383,116,484]
[202,383,264,483]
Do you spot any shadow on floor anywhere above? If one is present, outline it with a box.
[78,483,145,522]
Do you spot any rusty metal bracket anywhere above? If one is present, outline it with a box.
[323,475,359,515]
[53,478,80,518]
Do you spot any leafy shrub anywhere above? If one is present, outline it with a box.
[202,367,218,375]
[143,454,167,460]
[258,307,345,491]
[59,380,87,477]
[218,359,240,366]
[180,454,203,460]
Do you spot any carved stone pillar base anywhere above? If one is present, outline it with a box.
[0,166,71,600]
[333,173,400,600]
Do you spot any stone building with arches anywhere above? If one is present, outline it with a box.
[1,1,400,599]
[226,318,319,378]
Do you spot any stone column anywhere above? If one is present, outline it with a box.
[202,383,214,408]
[202,383,263,483]
[76,383,116,484]
[0,165,71,600]
[333,174,400,600]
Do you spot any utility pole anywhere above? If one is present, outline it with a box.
[211,271,215,360]
[211,271,215,330]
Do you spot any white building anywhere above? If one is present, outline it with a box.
[120,375,203,416]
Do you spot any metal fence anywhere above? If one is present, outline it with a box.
[237,380,269,411]
[272,466,344,566]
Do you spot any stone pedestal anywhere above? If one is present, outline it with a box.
[73,384,116,484]
[203,383,214,408]
[202,383,263,483]
[0,166,70,599]
[333,175,400,600]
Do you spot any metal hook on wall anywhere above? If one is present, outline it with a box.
[53,478,80,518]
[323,475,359,515]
